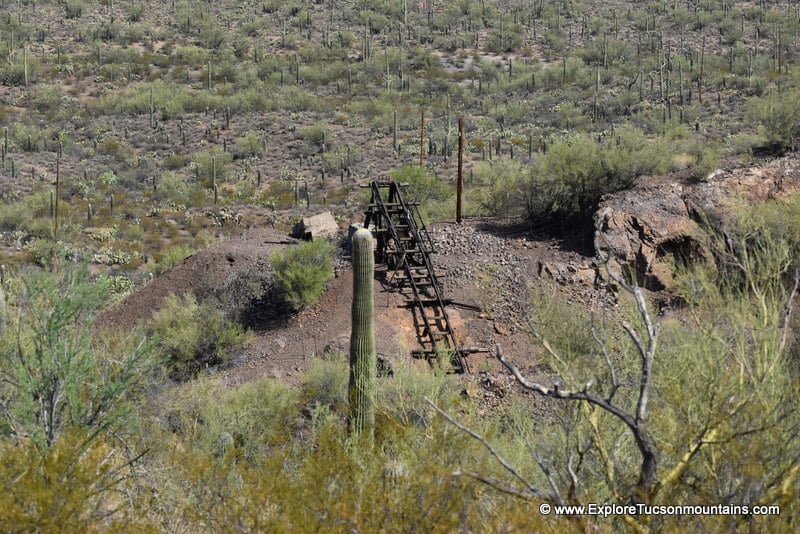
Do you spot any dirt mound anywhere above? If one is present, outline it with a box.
[97,155,800,405]
[98,218,609,390]
[99,227,296,331]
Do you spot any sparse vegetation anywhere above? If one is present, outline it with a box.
[0,0,799,530]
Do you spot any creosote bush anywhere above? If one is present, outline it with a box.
[522,128,670,219]
[389,165,453,222]
[148,292,253,380]
[271,239,334,312]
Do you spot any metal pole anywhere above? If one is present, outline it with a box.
[54,152,60,237]
[419,110,425,166]
[456,117,463,223]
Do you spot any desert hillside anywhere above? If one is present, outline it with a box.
[1,1,799,531]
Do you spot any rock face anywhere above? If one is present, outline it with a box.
[594,182,699,289]
[594,155,800,290]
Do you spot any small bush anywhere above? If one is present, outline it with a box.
[521,128,669,220]
[747,86,800,150]
[64,0,85,19]
[271,240,334,312]
[300,355,349,412]
[157,171,203,205]
[168,375,300,460]
[469,160,526,217]
[389,165,453,222]
[193,149,232,185]
[149,242,196,274]
[298,123,331,152]
[485,21,524,53]
[148,293,253,380]
[236,130,265,158]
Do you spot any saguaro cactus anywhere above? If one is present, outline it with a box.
[348,228,376,439]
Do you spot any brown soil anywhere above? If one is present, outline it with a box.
[100,216,614,401]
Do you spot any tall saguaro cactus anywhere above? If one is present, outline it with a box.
[348,228,376,440]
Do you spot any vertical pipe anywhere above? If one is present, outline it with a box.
[419,109,425,166]
[456,117,463,223]
[54,153,60,237]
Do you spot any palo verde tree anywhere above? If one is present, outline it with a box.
[429,224,800,532]
[0,263,158,530]
[0,264,156,451]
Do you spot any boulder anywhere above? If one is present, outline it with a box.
[594,155,800,290]
[538,260,597,287]
[292,211,339,241]
[594,182,698,290]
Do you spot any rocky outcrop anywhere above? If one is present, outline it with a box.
[594,182,699,289]
[594,155,800,290]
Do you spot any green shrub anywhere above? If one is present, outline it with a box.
[298,123,331,152]
[389,165,453,222]
[0,51,40,87]
[300,355,349,412]
[236,130,265,158]
[32,85,63,115]
[485,21,524,53]
[149,242,196,274]
[157,171,204,206]
[96,274,136,300]
[0,429,150,531]
[469,159,526,217]
[148,293,253,380]
[10,122,49,152]
[727,192,800,267]
[167,374,300,460]
[192,148,232,185]
[375,359,459,427]
[271,240,335,312]
[0,265,155,449]
[747,86,800,150]
[63,0,85,19]
[682,140,722,182]
[522,128,670,219]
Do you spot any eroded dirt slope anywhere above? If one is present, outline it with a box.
[100,214,614,397]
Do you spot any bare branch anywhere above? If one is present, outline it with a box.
[566,450,579,501]
[591,313,619,401]
[453,470,546,500]
[596,254,658,426]
[425,397,542,499]
[497,343,659,499]
[588,407,622,501]
[531,449,566,506]
[495,344,637,429]
[778,268,800,354]
[511,415,566,506]
[619,285,658,426]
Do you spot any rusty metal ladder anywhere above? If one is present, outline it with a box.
[363,180,469,373]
